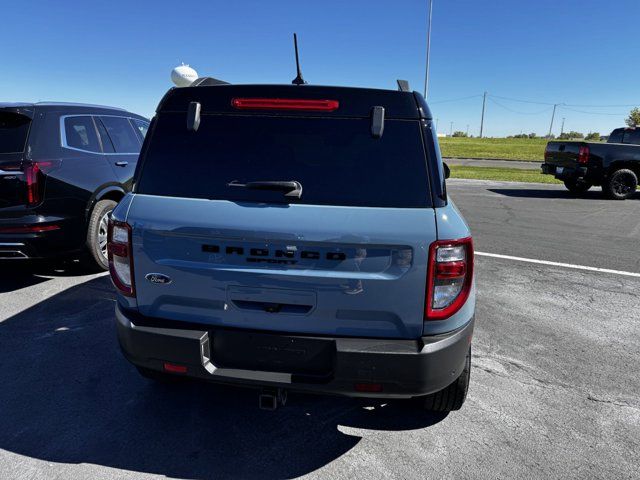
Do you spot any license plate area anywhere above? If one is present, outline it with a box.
[556,166,564,174]
[211,330,335,376]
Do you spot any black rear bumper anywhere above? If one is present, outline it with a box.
[116,304,474,399]
[541,163,588,180]
[0,213,82,259]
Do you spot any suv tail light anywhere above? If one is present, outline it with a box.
[107,219,135,297]
[577,145,590,164]
[24,161,57,206]
[425,237,474,320]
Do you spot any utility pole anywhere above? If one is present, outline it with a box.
[423,0,434,99]
[435,118,439,133]
[466,124,469,136]
[479,91,487,138]
[548,104,559,138]
[449,121,453,136]
[560,117,565,136]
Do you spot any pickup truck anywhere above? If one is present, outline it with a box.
[542,127,640,199]
[109,81,476,412]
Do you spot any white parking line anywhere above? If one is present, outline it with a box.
[476,251,640,278]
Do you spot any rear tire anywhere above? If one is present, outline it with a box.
[85,199,117,271]
[563,179,591,194]
[422,347,471,412]
[603,169,637,200]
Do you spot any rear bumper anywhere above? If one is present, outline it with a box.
[541,163,588,180]
[0,213,81,259]
[116,304,474,399]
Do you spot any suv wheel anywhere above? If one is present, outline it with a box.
[604,169,637,200]
[422,346,471,412]
[86,199,117,270]
[563,179,591,195]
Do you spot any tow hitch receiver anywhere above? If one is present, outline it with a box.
[259,387,288,411]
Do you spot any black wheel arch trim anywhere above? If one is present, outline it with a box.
[85,185,126,220]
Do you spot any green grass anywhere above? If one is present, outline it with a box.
[449,165,562,184]
[439,137,547,161]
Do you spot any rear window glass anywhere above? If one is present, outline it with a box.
[136,114,431,208]
[0,112,31,154]
[64,116,101,152]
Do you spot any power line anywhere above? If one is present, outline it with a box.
[564,103,640,108]
[488,97,553,115]
[428,93,639,109]
[562,106,627,116]
[429,94,483,104]
[488,94,555,106]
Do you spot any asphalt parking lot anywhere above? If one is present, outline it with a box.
[0,179,638,480]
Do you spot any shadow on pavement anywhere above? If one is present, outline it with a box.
[0,259,99,294]
[487,188,632,200]
[0,276,446,479]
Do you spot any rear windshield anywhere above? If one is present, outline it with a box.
[137,114,431,208]
[0,112,31,154]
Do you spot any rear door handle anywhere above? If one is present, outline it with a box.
[115,161,129,167]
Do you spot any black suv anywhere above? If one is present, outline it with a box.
[0,102,148,269]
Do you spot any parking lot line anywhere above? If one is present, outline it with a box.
[476,251,640,278]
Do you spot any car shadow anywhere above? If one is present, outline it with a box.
[0,276,446,479]
[487,188,637,200]
[0,259,99,294]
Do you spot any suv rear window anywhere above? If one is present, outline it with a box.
[0,112,31,154]
[136,114,431,208]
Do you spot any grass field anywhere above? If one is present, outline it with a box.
[439,137,547,161]
[449,165,562,184]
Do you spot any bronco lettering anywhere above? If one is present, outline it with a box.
[202,244,345,261]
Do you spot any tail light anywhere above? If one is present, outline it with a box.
[231,98,340,111]
[24,161,56,207]
[426,237,474,320]
[107,219,135,297]
[544,149,551,162]
[578,145,590,164]
[0,224,60,234]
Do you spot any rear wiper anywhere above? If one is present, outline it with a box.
[227,180,303,198]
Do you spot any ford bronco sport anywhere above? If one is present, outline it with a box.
[110,81,475,412]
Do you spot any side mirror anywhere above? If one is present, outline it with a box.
[443,162,450,179]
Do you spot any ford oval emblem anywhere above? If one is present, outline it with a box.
[145,273,172,285]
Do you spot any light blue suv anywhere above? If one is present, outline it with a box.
[110,82,475,411]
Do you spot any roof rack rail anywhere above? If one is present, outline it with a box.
[190,77,230,87]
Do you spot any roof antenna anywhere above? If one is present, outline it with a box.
[291,33,307,85]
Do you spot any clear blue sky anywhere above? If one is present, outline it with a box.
[3,0,639,137]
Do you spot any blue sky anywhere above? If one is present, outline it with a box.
[2,0,639,136]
